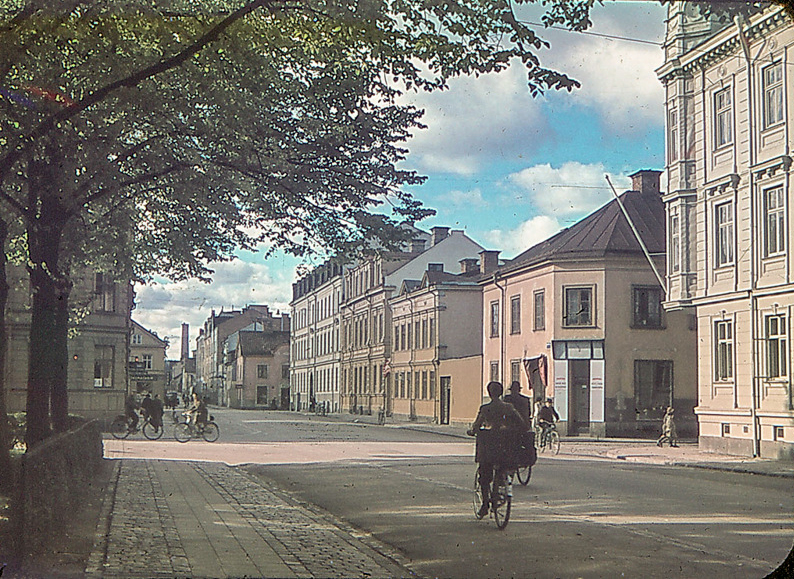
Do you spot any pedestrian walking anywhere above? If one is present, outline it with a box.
[657,406,678,447]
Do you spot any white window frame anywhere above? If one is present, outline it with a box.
[490,301,500,338]
[714,319,733,381]
[715,201,734,268]
[763,186,786,258]
[762,62,784,129]
[668,107,679,162]
[510,295,521,335]
[766,314,788,379]
[670,209,681,273]
[533,290,545,331]
[714,87,733,149]
[564,286,594,327]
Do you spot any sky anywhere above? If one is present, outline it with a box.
[133,0,669,356]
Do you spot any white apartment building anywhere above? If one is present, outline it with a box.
[658,3,794,458]
[290,261,344,412]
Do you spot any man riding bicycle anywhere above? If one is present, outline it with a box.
[537,398,560,447]
[467,381,525,519]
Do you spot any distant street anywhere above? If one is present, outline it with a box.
[104,408,794,578]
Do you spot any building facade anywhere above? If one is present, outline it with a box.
[224,328,290,409]
[658,3,794,457]
[481,171,698,438]
[290,261,344,412]
[196,305,290,406]
[4,265,133,420]
[340,227,485,417]
[389,257,484,424]
[129,320,168,399]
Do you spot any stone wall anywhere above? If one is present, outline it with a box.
[13,420,104,556]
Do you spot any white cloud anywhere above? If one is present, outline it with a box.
[134,257,295,357]
[484,215,564,259]
[508,161,631,217]
[444,188,488,208]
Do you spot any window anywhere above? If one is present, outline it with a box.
[510,361,521,386]
[142,354,153,370]
[489,361,499,384]
[670,209,681,273]
[490,301,500,337]
[429,318,435,347]
[564,287,593,327]
[131,333,142,345]
[714,87,732,148]
[94,273,116,312]
[415,320,420,349]
[422,319,428,349]
[94,345,114,388]
[668,108,678,162]
[715,202,734,267]
[763,63,784,129]
[722,423,731,436]
[258,364,268,379]
[407,322,412,351]
[422,371,428,399]
[400,324,406,351]
[633,287,662,328]
[394,325,400,350]
[763,186,786,257]
[766,314,787,379]
[634,360,673,419]
[282,364,290,380]
[256,385,268,405]
[510,296,521,334]
[714,320,733,381]
[533,291,545,331]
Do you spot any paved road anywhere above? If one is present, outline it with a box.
[95,409,793,578]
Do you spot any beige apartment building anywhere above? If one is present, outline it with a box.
[224,328,290,409]
[389,256,486,424]
[129,320,167,399]
[340,227,485,416]
[481,171,698,438]
[290,261,344,412]
[658,3,794,458]
[4,264,133,420]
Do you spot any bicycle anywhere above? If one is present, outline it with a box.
[473,466,512,530]
[469,428,515,529]
[535,422,560,455]
[174,414,220,443]
[110,412,163,440]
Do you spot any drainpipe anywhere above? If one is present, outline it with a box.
[735,13,761,457]
[493,273,506,388]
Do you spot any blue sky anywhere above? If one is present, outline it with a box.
[134,0,668,355]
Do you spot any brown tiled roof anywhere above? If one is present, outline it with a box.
[503,190,664,273]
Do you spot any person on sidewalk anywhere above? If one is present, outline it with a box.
[467,381,525,519]
[657,406,678,447]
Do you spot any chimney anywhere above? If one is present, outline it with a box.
[428,263,444,273]
[630,169,661,195]
[479,250,500,275]
[431,226,450,246]
[460,258,479,274]
[410,238,426,254]
[181,323,189,361]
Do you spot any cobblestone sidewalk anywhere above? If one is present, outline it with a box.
[85,460,414,579]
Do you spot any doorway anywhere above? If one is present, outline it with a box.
[439,377,451,425]
[568,360,590,434]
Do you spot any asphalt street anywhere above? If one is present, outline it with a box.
[98,408,793,578]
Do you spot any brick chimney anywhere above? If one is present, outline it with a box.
[460,258,479,274]
[431,226,450,246]
[180,323,190,361]
[630,169,661,195]
[479,250,500,275]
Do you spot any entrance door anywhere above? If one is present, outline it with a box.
[568,360,590,434]
[440,377,451,425]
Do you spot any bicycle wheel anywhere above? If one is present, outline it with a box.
[516,465,531,486]
[473,472,485,519]
[174,422,192,443]
[110,416,129,440]
[492,475,511,530]
[142,421,163,440]
[549,431,561,455]
[202,422,220,442]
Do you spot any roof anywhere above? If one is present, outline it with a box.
[502,190,664,274]
[237,331,290,357]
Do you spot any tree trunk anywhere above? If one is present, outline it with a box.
[51,276,72,433]
[25,182,68,447]
[0,217,13,491]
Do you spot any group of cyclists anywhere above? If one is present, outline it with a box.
[467,380,558,520]
[123,390,208,434]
